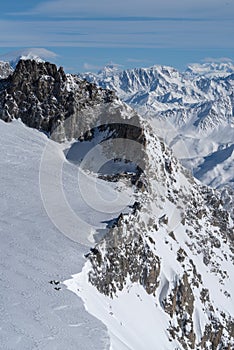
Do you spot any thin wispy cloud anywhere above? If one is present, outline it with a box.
[1,0,233,51]
[127,58,149,63]
[0,0,234,72]
[16,0,234,20]
[0,17,233,49]
[202,57,233,63]
[83,63,103,70]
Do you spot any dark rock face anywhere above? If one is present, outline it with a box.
[0,60,116,141]
[166,273,196,349]
[0,60,149,181]
[0,59,147,178]
[87,213,161,297]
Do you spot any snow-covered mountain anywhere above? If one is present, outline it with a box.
[186,62,234,78]
[66,123,234,349]
[0,60,233,349]
[79,63,234,190]
[0,48,57,69]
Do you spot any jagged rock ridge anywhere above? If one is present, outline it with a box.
[0,61,13,79]
[83,124,234,349]
[0,59,117,142]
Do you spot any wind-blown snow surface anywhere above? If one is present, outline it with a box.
[0,119,135,349]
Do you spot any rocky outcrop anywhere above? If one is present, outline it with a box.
[0,59,116,141]
[166,273,196,349]
[0,59,148,180]
[87,212,161,297]
[0,61,13,79]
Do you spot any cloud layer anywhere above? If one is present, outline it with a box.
[0,17,233,50]
[28,0,234,19]
[0,0,233,72]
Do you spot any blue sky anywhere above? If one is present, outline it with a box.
[0,0,234,73]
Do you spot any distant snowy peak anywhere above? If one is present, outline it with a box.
[97,63,122,77]
[186,61,234,78]
[81,64,182,94]
[81,62,233,107]
[96,61,234,80]
[97,64,179,78]
[0,48,58,68]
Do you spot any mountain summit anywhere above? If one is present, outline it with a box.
[0,48,58,68]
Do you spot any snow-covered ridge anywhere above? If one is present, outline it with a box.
[186,61,234,78]
[79,62,234,122]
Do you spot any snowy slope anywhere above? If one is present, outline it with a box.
[66,268,181,350]
[0,119,136,349]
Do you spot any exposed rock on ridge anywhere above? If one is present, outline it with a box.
[0,60,116,141]
[84,125,234,349]
[0,61,13,79]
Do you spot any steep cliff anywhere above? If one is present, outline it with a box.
[0,59,116,141]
